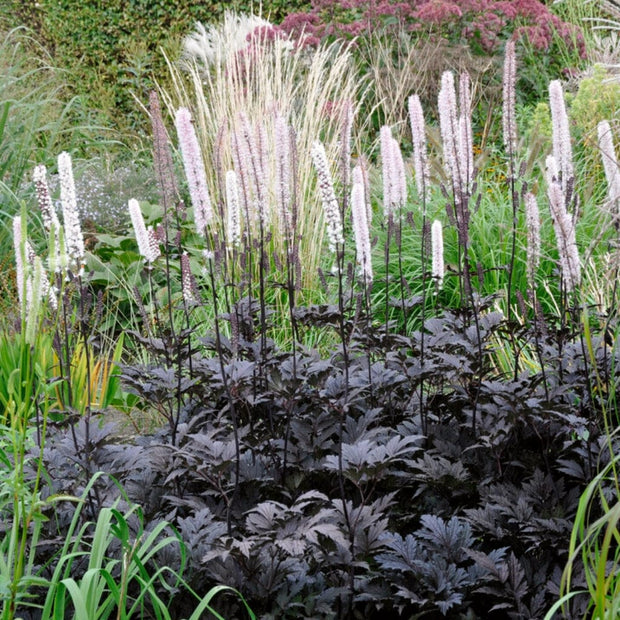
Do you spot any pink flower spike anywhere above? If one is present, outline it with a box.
[380,125,394,217]
[525,192,540,290]
[438,71,459,191]
[502,40,517,157]
[175,107,213,235]
[547,180,580,292]
[351,181,372,284]
[458,72,474,193]
[274,114,292,229]
[391,136,407,208]
[548,80,573,190]
[598,121,620,210]
[408,94,430,202]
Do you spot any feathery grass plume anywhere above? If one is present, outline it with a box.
[175,107,213,235]
[546,156,581,292]
[431,219,444,289]
[149,90,180,211]
[128,199,160,264]
[351,181,372,284]
[33,164,60,231]
[58,151,85,273]
[597,120,620,212]
[549,80,574,192]
[225,170,241,249]
[169,17,361,289]
[502,40,517,157]
[408,94,430,202]
[311,140,344,252]
[182,12,272,66]
[181,251,198,305]
[525,192,541,290]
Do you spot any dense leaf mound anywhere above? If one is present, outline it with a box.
[38,298,614,619]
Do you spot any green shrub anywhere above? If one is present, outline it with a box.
[0,0,312,135]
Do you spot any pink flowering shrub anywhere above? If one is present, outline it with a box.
[279,0,586,57]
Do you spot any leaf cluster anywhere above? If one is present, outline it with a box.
[31,301,619,618]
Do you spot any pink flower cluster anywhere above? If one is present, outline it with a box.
[279,0,585,57]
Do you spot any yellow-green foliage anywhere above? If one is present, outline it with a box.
[567,64,620,138]
[525,101,553,154]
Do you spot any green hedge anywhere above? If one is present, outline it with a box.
[0,0,311,135]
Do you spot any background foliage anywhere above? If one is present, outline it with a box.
[0,0,311,135]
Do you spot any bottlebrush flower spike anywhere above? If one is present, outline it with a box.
[341,100,354,191]
[311,140,344,252]
[353,161,372,228]
[598,120,620,210]
[525,192,540,290]
[438,71,459,191]
[13,215,26,310]
[392,136,407,207]
[408,94,430,202]
[175,107,213,234]
[33,164,60,232]
[129,199,160,264]
[226,169,242,249]
[274,114,292,229]
[351,181,372,284]
[502,40,517,157]
[380,126,407,218]
[58,151,85,272]
[150,90,180,211]
[181,251,199,305]
[380,125,394,216]
[431,219,444,289]
[239,112,268,226]
[549,80,574,191]
[458,72,473,193]
[546,172,580,292]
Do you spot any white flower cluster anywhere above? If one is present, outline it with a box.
[58,152,85,272]
[431,220,444,289]
[128,199,160,264]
